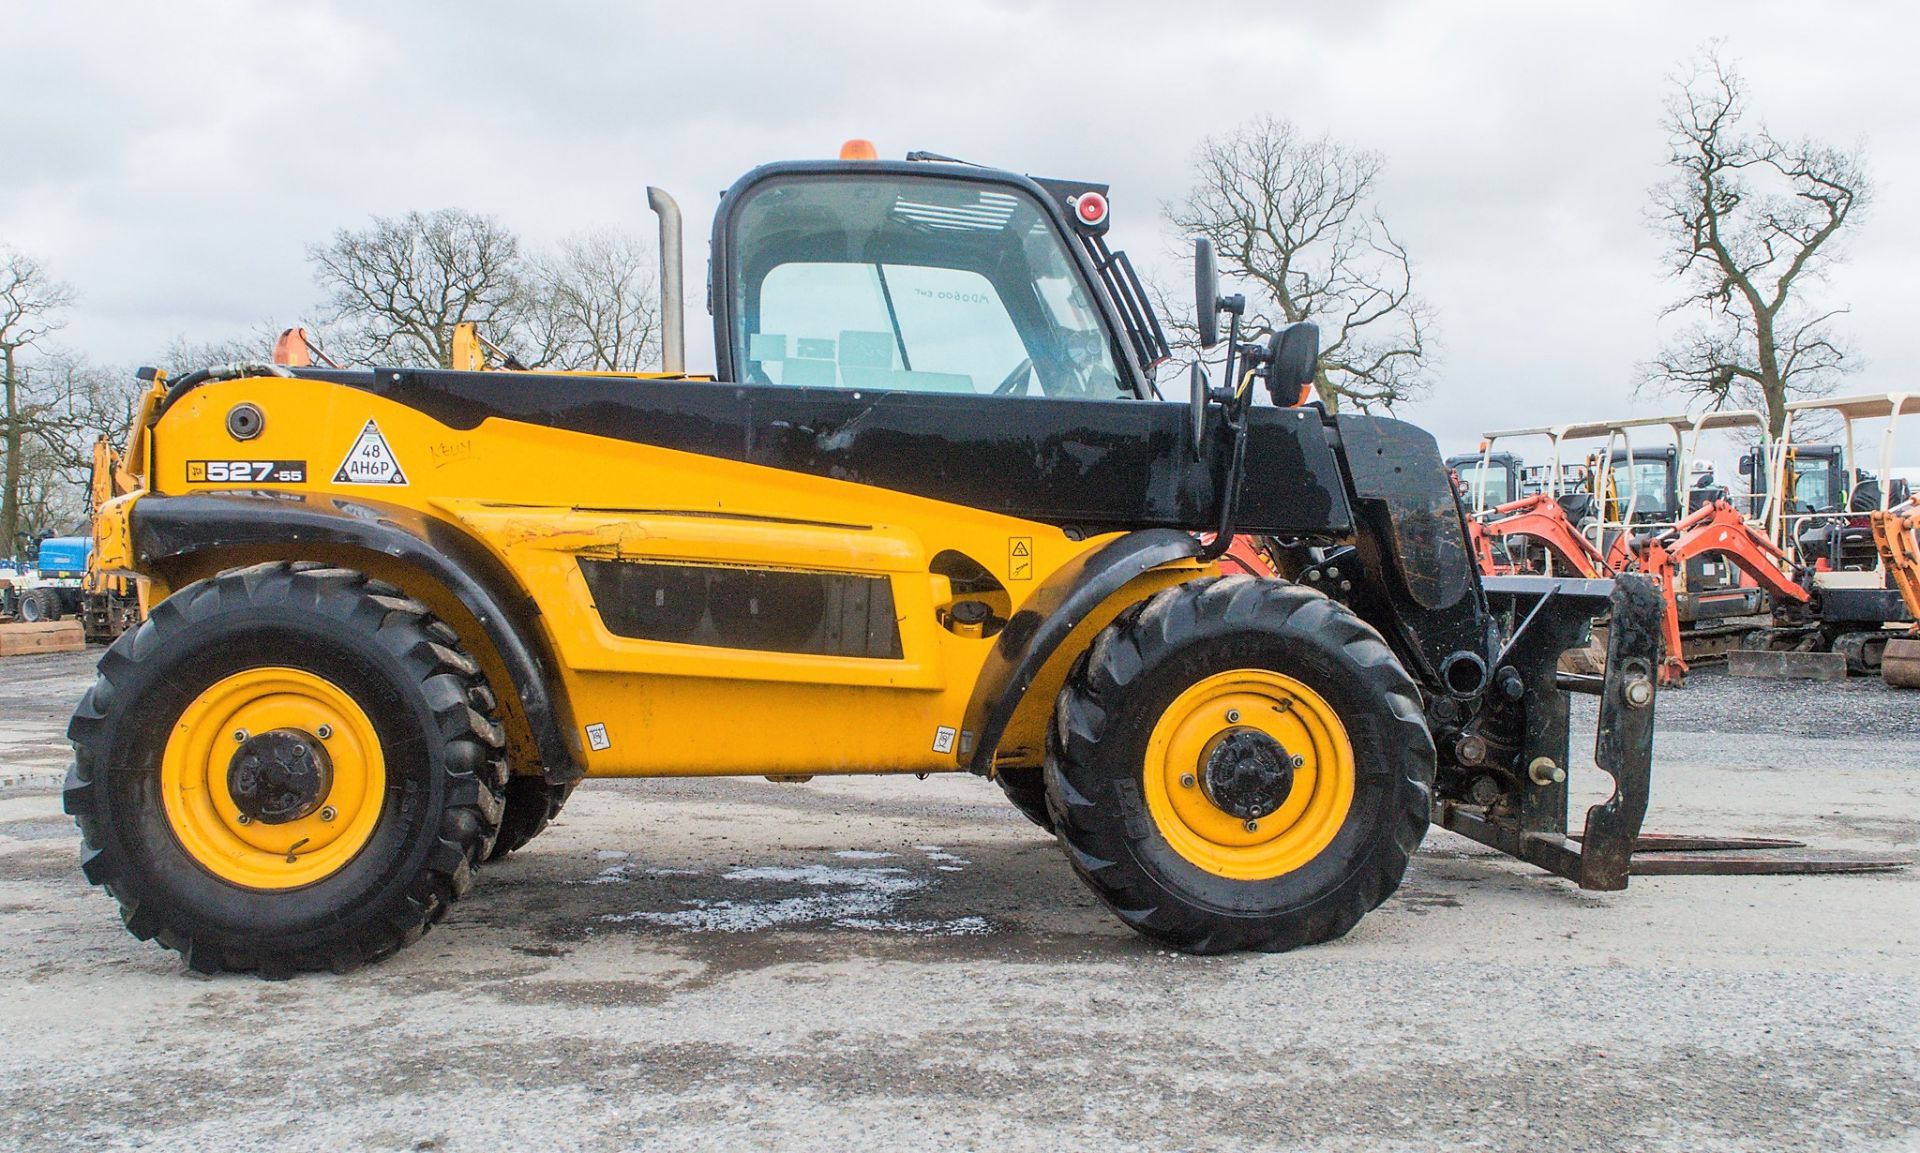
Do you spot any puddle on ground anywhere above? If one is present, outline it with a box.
[587,846,991,937]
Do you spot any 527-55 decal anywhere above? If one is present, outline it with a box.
[187,460,308,483]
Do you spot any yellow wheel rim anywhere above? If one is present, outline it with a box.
[1141,669,1355,881]
[160,667,386,890]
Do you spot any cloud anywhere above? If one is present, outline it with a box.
[3,0,1914,455]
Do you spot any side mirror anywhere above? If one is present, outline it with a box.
[1188,362,1209,459]
[1265,321,1320,405]
[1194,238,1220,348]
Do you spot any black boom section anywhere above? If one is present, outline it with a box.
[279,369,1354,536]
[128,491,585,783]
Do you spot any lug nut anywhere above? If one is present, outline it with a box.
[316,724,332,740]
[1179,773,1196,789]
[236,814,252,825]
[1244,819,1260,833]
[320,806,337,822]
[1291,754,1306,769]
[232,729,249,744]
[1225,709,1240,724]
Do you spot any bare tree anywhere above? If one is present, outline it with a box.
[1165,116,1433,412]
[1644,47,1868,437]
[1,247,76,552]
[32,355,144,495]
[309,209,526,369]
[522,230,660,372]
[158,329,281,373]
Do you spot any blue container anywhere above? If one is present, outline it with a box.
[36,537,91,578]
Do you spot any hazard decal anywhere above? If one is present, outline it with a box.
[1008,537,1033,580]
[333,420,408,485]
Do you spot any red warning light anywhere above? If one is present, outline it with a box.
[1074,191,1109,227]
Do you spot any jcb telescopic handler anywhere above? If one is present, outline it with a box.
[72,147,1868,976]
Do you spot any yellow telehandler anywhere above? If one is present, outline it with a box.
[72,146,1877,976]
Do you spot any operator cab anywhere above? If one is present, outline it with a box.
[1594,446,1680,526]
[1445,450,1521,510]
[714,158,1166,402]
[1742,444,1848,515]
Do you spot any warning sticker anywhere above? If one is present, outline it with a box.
[585,723,611,751]
[1008,537,1033,581]
[932,726,957,755]
[333,420,409,485]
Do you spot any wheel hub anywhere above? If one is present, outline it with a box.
[227,728,333,824]
[1198,728,1295,820]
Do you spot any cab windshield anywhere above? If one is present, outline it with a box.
[1456,461,1511,507]
[1607,459,1676,520]
[1786,459,1837,512]
[727,174,1128,399]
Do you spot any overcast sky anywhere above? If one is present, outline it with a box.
[4,0,1916,457]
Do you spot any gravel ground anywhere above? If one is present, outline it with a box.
[0,649,1914,1152]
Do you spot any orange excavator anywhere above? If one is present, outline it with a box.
[1611,499,1812,684]
[1466,492,1609,579]
[1466,491,1812,686]
[1870,501,1920,687]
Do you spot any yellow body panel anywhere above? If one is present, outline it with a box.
[143,375,1210,778]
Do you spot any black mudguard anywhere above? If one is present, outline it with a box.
[129,491,584,782]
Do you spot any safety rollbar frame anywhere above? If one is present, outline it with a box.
[1081,233,1170,372]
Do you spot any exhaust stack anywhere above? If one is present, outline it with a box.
[647,186,686,374]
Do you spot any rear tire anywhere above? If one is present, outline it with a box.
[1045,576,1432,954]
[994,766,1055,833]
[19,589,54,623]
[488,776,578,859]
[65,563,507,975]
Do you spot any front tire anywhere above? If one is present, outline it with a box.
[65,563,507,975]
[1046,576,1433,954]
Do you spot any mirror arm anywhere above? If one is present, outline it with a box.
[1194,292,1256,562]
[1217,294,1246,398]
[1198,368,1255,562]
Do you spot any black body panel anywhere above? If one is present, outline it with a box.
[1342,416,1473,612]
[1335,415,1493,683]
[129,491,584,783]
[253,368,1355,536]
[1815,586,1912,625]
